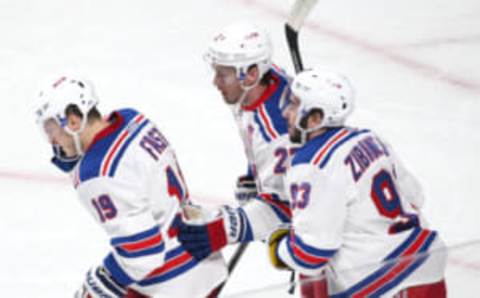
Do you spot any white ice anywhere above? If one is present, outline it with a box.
[0,0,479,296]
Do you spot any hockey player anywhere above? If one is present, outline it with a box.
[268,68,447,297]
[34,76,227,298]
[178,21,323,297]
[179,21,292,257]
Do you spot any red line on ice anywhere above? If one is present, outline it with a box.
[0,170,227,205]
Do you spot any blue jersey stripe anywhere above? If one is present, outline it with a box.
[262,69,289,135]
[79,109,140,183]
[319,129,370,169]
[138,258,198,286]
[333,229,436,297]
[253,111,272,142]
[238,208,254,242]
[108,119,150,177]
[165,245,185,259]
[103,253,135,287]
[384,228,422,260]
[115,243,165,258]
[293,234,337,257]
[110,226,160,246]
[371,232,437,296]
[254,195,291,223]
[286,240,328,269]
[291,127,344,166]
[137,246,198,286]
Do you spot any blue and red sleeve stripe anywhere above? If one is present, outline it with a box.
[256,193,291,223]
[103,245,199,287]
[138,246,198,286]
[332,228,437,298]
[103,253,135,287]
[101,114,150,177]
[311,128,370,169]
[286,232,336,270]
[110,225,165,258]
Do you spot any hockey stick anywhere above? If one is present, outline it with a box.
[285,0,319,294]
[285,0,319,73]
[210,242,249,296]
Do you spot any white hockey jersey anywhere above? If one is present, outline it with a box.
[277,127,446,297]
[72,109,227,297]
[233,66,294,241]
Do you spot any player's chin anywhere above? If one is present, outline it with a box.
[289,128,302,144]
[224,95,239,105]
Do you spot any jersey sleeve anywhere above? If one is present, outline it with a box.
[379,137,429,230]
[277,164,347,275]
[237,193,291,241]
[389,147,426,210]
[370,132,426,210]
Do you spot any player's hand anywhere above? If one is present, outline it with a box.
[178,206,242,261]
[388,213,420,234]
[75,265,128,298]
[268,228,290,270]
[235,175,258,204]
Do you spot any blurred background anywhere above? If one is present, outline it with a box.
[0,0,479,296]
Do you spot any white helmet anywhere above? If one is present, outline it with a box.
[204,21,273,80]
[291,69,355,132]
[34,75,99,155]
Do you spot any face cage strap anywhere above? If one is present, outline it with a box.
[64,114,89,156]
[296,110,326,145]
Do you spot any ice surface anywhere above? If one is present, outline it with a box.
[0,0,479,296]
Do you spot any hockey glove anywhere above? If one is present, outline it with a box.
[235,175,258,204]
[75,265,128,298]
[75,266,148,298]
[268,228,290,270]
[178,206,243,261]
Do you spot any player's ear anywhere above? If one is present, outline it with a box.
[244,65,260,86]
[66,112,83,132]
[307,109,324,129]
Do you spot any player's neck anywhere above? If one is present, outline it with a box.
[307,128,328,141]
[243,84,268,107]
[80,119,110,151]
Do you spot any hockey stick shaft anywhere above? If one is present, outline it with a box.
[211,242,249,296]
[285,0,319,73]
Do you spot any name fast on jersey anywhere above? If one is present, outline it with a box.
[140,126,169,161]
[344,135,390,182]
